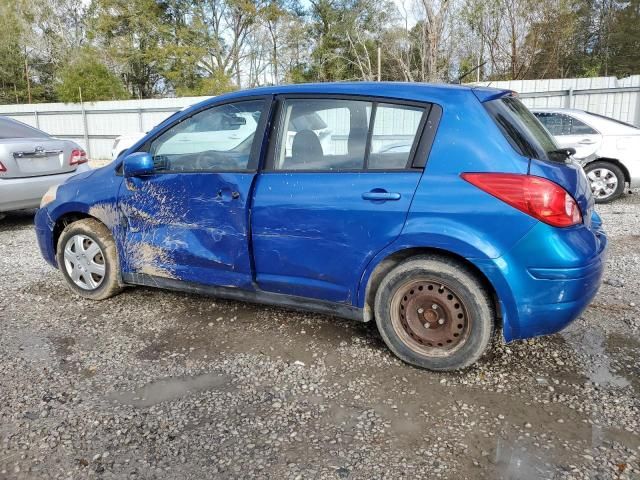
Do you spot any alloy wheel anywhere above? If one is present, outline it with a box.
[587,168,618,200]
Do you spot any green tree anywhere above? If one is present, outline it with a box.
[172,70,237,96]
[607,0,640,77]
[55,50,129,102]
[89,0,172,98]
[306,0,394,81]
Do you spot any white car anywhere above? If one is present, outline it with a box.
[111,132,145,161]
[111,109,187,161]
[532,108,640,202]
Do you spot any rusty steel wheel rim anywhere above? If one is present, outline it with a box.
[390,279,471,357]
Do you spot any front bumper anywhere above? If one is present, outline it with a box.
[0,165,90,213]
[475,218,607,341]
[35,206,58,268]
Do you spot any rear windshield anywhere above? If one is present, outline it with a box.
[587,112,639,130]
[0,117,49,139]
[485,96,559,162]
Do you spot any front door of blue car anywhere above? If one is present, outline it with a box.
[117,97,270,288]
[251,96,431,303]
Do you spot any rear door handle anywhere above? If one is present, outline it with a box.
[578,139,596,145]
[362,191,401,201]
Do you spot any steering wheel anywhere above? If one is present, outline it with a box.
[194,150,234,170]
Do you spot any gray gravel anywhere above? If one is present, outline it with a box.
[1,192,639,479]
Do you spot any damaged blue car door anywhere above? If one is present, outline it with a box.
[117,98,270,288]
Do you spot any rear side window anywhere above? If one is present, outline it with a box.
[274,99,370,171]
[271,98,427,171]
[369,104,424,169]
[570,117,597,135]
[0,117,49,139]
[485,97,558,161]
[534,112,597,136]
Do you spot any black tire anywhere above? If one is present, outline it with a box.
[374,255,495,371]
[584,161,625,204]
[56,218,123,300]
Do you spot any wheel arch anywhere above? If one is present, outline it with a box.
[360,246,502,330]
[585,157,631,184]
[52,211,108,255]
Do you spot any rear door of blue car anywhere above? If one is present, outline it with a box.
[251,95,437,303]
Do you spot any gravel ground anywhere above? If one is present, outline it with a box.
[1,192,639,480]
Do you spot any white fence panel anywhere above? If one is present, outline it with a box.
[0,96,210,159]
[474,75,640,126]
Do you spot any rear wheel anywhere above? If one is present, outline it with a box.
[374,255,495,371]
[584,161,625,203]
[56,218,123,300]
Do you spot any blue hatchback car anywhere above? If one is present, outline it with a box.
[35,83,607,371]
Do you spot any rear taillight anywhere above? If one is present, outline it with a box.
[70,149,88,166]
[462,173,582,227]
[0,161,6,173]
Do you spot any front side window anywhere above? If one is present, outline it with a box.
[272,98,426,171]
[149,100,265,172]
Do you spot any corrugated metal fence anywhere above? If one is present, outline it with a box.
[0,75,638,159]
[0,96,210,160]
[473,75,640,127]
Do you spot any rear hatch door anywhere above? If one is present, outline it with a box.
[529,157,595,228]
[482,94,594,227]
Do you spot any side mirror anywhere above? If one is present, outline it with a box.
[123,152,154,177]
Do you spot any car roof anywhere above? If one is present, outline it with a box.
[141,82,513,144]
[184,82,511,111]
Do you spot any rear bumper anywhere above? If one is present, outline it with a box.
[0,165,90,212]
[475,218,607,341]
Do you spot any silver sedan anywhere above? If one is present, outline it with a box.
[0,116,91,212]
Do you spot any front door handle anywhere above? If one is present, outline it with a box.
[216,189,241,201]
[578,139,596,145]
[362,191,401,201]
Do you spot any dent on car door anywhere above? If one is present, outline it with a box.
[251,96,433,303]
[116,98,270,287]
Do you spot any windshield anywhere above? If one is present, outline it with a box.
[485,96,560,162]
[587,111,639,130]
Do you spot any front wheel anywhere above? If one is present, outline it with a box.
[584,161,625,203]
[56,218,123,300]
[374,256,495,371]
